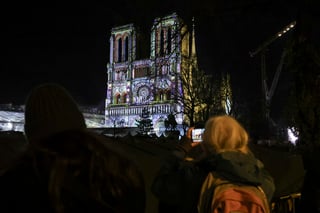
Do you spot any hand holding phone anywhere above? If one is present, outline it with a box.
[192,128,205,142]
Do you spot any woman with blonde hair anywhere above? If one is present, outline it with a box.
[202,115,250,154]
[152,115,275,213]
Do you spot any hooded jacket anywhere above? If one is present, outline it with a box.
[152,145,275,213]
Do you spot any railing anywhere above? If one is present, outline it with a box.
[272,192,301,213]
[107,103,175,116]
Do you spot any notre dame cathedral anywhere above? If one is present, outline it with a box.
[105,12,198,136]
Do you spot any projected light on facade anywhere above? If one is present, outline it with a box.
[105,12,196,136]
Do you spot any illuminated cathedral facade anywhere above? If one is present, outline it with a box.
[105,13,196,136]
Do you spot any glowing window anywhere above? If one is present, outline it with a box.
[125,37,129,61]
[167,28,172,53]
[160,29,164,56]
[118,38,122,62]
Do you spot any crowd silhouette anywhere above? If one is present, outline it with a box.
[0,83,318,212]
[0,83,145,213]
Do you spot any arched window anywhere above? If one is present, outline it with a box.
[160,29,164,56]
[115,70,120,81]
[160,90,164,101]
[124,37,129,61]
[165,89,171,100]
[155,92,160,102]
[117,38,122,62]
[167,28,172,54]
[121,93,127,103]
[114,93,121,104]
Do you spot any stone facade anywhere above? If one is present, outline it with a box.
[105,12,196,136]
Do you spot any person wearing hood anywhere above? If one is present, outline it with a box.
[151,115,275,213]
[0,83,145,213]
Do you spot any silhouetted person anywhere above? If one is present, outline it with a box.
[151,115,275,213]
[0,131,27,175]
[0,83,145,213]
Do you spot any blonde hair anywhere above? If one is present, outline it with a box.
[202,115,249,154]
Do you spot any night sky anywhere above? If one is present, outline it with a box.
[2,0,319,111]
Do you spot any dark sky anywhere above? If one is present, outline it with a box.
[2,0,318,109]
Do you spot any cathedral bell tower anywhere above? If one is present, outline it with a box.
[105,13,196,136]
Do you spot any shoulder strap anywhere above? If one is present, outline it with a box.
[197,172,224,213]
[198,172,271,213]
[256,185,271,213]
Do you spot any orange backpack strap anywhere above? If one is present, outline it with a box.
[198,172,271,213]
[198,172,228,213]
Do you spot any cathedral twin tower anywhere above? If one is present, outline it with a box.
[105,12,197,136]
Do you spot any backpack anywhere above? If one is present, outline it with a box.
[198,171,270,213]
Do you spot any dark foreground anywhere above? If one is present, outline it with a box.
[0,131,307,213]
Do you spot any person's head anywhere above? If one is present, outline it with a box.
[202,115,249,154]
[24,84,146,212]
[24,83,86,145]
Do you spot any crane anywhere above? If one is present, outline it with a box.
[249,21,296,124]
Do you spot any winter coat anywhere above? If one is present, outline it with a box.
[0,152,54,213]
[151,145,275,213]
[0,134,146,213]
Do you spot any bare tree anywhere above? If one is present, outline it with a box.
[201,73,227,121]
[178,62,207,126]
[149,14,231,126]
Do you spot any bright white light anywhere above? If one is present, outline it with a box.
[225,97,231,114]
[278,33,282,37]
[2,121,13,131]
[287,128,298,145]
[290,24,294,28]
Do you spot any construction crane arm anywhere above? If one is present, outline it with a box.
[268,50,287,101]
[249,21,296,57]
